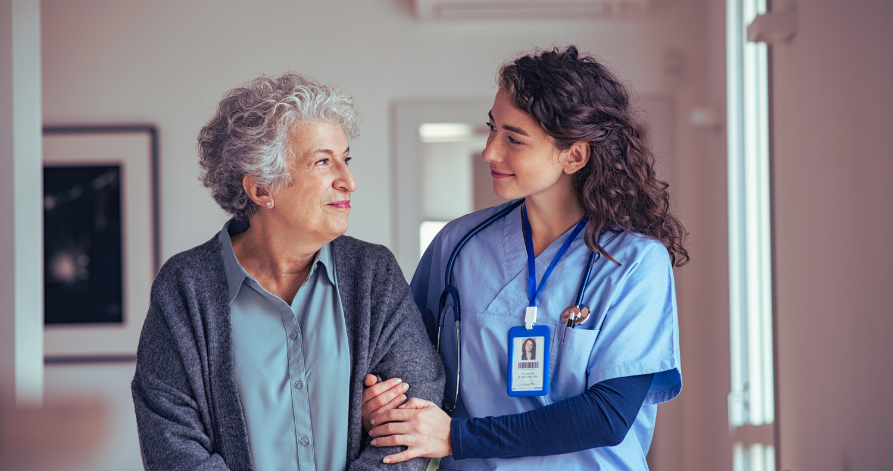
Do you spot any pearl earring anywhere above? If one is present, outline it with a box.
[266,201,273,208]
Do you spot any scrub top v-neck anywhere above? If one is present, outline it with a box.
[411,201,682,471]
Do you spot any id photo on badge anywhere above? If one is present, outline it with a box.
[507,325,549,396]
[519,337,538,362]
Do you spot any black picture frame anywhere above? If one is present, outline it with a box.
[43,125,159,363]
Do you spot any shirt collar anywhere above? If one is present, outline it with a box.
[219,219,250,304]
[218,219,336,304]
[315,240,337,286]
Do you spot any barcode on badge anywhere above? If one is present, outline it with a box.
[518,361,539,369]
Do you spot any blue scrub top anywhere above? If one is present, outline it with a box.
[411,201,682,471]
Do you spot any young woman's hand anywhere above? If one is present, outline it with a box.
[368,397,452,463]
[361,374,409,432]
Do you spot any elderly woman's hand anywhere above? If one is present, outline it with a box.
[368,397,452,464]
[361,374,409,432]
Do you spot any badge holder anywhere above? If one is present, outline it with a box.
[507,306,551,397]
[506,205,585,398]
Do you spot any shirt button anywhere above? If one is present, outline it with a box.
[300,437,309,446]
[289,331,297,340]
[294,381,303,389]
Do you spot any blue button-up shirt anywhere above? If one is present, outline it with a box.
[220,219,350,471]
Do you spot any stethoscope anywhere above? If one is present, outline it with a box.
[435,198,599,411]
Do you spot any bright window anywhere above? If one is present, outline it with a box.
[420,220,448,259]
[727,0,775,468]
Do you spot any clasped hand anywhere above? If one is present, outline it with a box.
[361,374,452,464]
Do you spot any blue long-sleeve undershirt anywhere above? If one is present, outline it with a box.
[450,373,655,460]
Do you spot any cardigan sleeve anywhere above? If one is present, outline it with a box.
[347,246,446,471]
[131,279,236,471]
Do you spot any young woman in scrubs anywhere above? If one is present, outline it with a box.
[363,46,688,470]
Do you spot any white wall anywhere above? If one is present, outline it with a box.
[0,0,44,410]
[25,0,725,470]
[42,0,701,257]
[650,0,734,469]
[0,0,19,412]
[772,1,893,469]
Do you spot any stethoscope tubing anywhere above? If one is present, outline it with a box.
[575,250,598,307]
[443,200,526,294]
[434,199,600,411]
[435,199,524,411]
[437,198,599,344]
[437,198,525,342]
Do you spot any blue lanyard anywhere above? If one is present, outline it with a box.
[521,205,587,309]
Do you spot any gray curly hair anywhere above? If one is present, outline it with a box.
[198,73,360,220]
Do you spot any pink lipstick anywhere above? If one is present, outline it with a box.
[328,200,351,209]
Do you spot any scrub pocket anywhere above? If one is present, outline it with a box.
[549,326,600,401]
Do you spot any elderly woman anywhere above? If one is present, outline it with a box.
[131,73,444,471]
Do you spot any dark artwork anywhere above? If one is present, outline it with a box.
[44,165,123,325]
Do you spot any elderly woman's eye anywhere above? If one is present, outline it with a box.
[315,158,330,166]
[344,157,352,165]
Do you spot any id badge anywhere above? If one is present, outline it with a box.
[507,324,550,397]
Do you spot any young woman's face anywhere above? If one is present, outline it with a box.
[482,90,571,201]
[524,340,534,353]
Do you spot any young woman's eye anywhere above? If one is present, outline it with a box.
[486,121,496,132]
[507,135,521,145]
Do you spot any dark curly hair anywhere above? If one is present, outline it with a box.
[498,46,689,267]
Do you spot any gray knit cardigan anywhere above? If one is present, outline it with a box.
[131,233,445,470]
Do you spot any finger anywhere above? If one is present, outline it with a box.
[363,374,379,387]
[369,434,410,448]
[361,378,404,405]
[369,392,407,423]
[383,448,422,464]
[363,382,409,413]
[397,397,434,410]
[363,377,399,399]
[368,420,416,438]
[366,393,407,426]
[369,409,421,436]
[384,391,408,409]
[369,408,420,428]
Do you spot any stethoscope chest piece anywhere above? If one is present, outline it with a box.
[560,305,591,326]
[560,304,591,344]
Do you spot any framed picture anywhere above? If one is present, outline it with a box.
[43,125,159,362]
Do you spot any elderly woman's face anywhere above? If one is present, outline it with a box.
[274,122,356,243]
